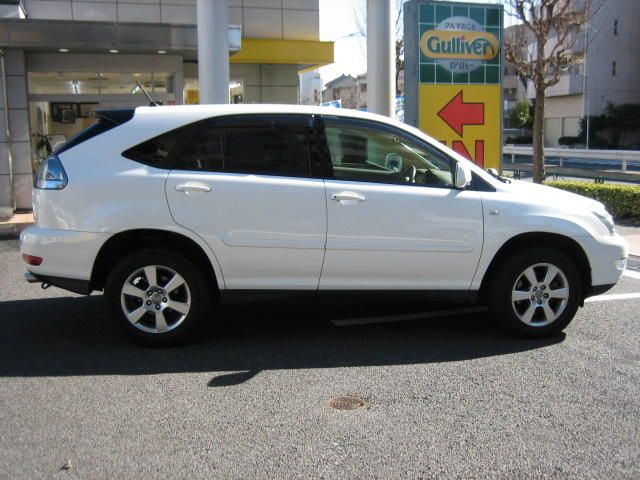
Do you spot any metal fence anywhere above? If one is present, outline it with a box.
[502,146,640,183]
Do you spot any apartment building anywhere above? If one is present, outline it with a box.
[504,0,640,146]
[0,0,333,215]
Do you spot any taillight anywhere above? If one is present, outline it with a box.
[23,254,43,266]
[34,154,68,190]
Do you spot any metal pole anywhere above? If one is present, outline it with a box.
[196,0,229,104]
[367,0,395,117]
[0,50,15,213]
[582,22,589,149]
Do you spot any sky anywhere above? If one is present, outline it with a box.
[318,0,507,86]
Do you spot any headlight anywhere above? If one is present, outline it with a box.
[593,211,615,235]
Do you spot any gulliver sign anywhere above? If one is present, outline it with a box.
[404,1,503,170]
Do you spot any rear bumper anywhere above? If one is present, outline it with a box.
[25,271,92,295]
[20,225,110,292]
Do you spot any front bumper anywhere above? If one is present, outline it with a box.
[20,225,111,293]
[577,232,628,293]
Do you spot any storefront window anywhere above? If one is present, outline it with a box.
[28,71,174,95]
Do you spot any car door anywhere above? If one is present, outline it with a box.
[318,115,484,291]
[165,114,327,290]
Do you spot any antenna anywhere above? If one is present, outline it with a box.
[135,80,158,107]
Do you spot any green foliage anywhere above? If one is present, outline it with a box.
[505,135,533,145]
[509,100,531,128]
[546,181,640,220]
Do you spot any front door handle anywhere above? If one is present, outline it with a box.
[331,191,366,204]
[175,182,212,194]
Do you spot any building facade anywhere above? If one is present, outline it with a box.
[503,0,640,147]
[0,0,333,216]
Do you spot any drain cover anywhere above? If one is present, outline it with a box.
[329,396,366,411]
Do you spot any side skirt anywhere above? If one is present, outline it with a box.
[219,289,479,305]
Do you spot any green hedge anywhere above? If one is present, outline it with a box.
[545,181,640,220]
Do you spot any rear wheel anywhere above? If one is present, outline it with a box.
[488,247,582,337]
[105,249,213,346]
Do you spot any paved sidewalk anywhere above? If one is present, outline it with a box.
[616,222,640,257]
[0,212,34,238]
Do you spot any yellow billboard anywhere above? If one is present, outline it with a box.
[404,1,503,169]
[419,84,501,168]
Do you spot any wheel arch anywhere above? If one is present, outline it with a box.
[479,232,592,303]
[91,228,224,292]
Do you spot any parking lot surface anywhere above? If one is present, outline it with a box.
[0,238,639,479]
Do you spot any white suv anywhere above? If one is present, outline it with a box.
[21,105,628,345]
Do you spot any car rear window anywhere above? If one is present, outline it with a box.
[55,109,134,155]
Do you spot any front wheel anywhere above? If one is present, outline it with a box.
[488,248,582,337]
[105,249,213,346]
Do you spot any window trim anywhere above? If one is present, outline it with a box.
[317,115,457,189]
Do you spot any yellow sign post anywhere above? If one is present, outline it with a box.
[419,84,501,168]
[404,1,503,169]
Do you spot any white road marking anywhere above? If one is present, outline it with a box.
[332,306,487,327]
[585,292,640,303]
[623,269,640,280]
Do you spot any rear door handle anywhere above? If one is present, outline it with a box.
[331,191,366,204]
[175,182,212,193]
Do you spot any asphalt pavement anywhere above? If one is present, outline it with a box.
[0,238,639,479]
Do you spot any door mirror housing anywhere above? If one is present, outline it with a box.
[455,162,472,190]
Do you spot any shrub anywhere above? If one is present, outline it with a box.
[545,181,640,220]
[505,135,533,145]
[558,136,582,147]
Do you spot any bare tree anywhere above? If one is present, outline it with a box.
[505,0,592,183]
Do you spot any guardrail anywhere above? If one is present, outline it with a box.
[502,145,640,182]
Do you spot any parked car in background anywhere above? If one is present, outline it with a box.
[21,105,628,345]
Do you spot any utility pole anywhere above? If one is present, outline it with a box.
[196,0,230,104]
[366,0,395,117]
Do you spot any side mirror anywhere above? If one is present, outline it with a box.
[455,162,473,190]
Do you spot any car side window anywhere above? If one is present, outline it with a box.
[224,124,310,176]
[179,124,224,171]
[323,118,454,188]
[174,115,313,177]
[122,122,199,169]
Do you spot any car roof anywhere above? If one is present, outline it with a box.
[134,103,400,127]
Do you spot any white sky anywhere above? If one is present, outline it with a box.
[318,0,507,86]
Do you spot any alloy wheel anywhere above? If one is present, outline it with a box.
[511,262,570,327]
[120,265,191,334]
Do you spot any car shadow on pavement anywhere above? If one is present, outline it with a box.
[0,295,565,386]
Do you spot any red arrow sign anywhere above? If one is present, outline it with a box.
[437,91,484,136]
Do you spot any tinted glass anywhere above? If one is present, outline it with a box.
[179,124,224,171]
[323,118,454,188]
[122,123,196,169]
[224,125,310,176]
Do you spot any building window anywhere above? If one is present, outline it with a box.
[614,19,618,36]
[612,61,617,77]
[360,84,367,93]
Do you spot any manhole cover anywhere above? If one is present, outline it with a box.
[329,396,366,411]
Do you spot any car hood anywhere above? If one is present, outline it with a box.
[503,180,606,213]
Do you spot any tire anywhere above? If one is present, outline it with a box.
[487,247,582,338]
[104,248,213,347]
